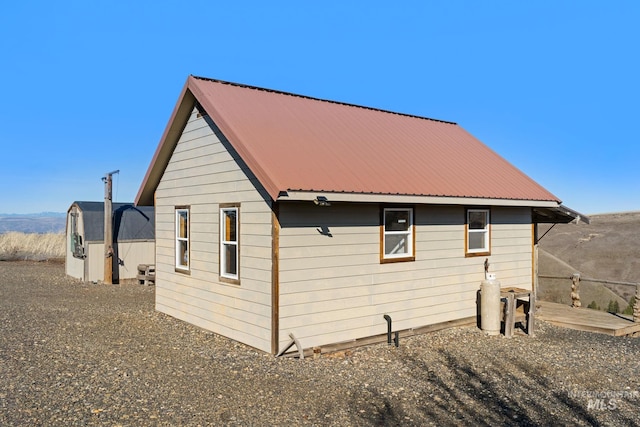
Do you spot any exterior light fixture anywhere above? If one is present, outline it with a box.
[313,196,331,207]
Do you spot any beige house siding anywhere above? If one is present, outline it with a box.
[277,203,532,350]
[490,206,534,290]
[154,107,274,352]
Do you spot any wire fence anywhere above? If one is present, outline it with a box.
[539,273,640,322]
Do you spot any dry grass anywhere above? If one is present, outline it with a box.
[0,232,65,261]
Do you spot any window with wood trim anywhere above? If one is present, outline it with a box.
[175,207,190,271]
[381,207,415,262]
[220,205,239,281]
[466,208,490,256]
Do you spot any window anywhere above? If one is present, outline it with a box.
[175,208,189,271]
[466,209,490,255]
[220,205,239,281]
[381,207,414,262]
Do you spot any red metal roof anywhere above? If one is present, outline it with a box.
[137,76,560,205]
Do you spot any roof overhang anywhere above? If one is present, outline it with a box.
[278,191,561,208]
[533,204,590,224]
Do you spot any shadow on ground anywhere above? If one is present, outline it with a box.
[352,349,636,426]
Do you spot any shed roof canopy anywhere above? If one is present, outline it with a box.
[69,202,155,242]
[533,205,590,224]
[137,76,564,208]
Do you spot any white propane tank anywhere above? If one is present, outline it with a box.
[480,277,501,335]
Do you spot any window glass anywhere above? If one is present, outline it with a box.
[225,210,237,241]
[468,211,487,230]
[177,210,188,238]
[385,233,409,256]
[223,243,237,276]
[385,210,410,232]
[468,231,485,251]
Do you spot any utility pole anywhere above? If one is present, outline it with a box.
[102,170,119,284]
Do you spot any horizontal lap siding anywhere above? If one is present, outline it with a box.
[490,207,533,288]
[155,108,273,353]
[278,203,532,349]
[114,241,155,280]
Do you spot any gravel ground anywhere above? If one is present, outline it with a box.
[1,261,639,426]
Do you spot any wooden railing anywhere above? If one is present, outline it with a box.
[538,273,640,323]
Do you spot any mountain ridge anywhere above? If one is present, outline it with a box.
[0,213,66,234]
[0,212,66,217]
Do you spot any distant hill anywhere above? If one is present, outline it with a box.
[0,213,66,234]
[538,211,640,308]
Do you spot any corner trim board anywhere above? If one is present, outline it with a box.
[271,203,280,355]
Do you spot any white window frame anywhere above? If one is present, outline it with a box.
[466,208,490,255]
[175,208,189,271]
[382,207,414,262]
[220,206,239,281]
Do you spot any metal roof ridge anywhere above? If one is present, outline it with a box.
[190,74,458,126]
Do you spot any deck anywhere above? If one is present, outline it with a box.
[537,301,640,336]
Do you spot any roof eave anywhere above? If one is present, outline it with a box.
[533,204,591,224]
[279,191,561,208]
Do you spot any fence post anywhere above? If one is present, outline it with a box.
[634,284,640,323]
[571,273,581,308]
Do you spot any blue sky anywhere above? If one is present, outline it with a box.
[0,1,638,215]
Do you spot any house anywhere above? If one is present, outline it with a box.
[66,201,155,283]
[135,75,583,355]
